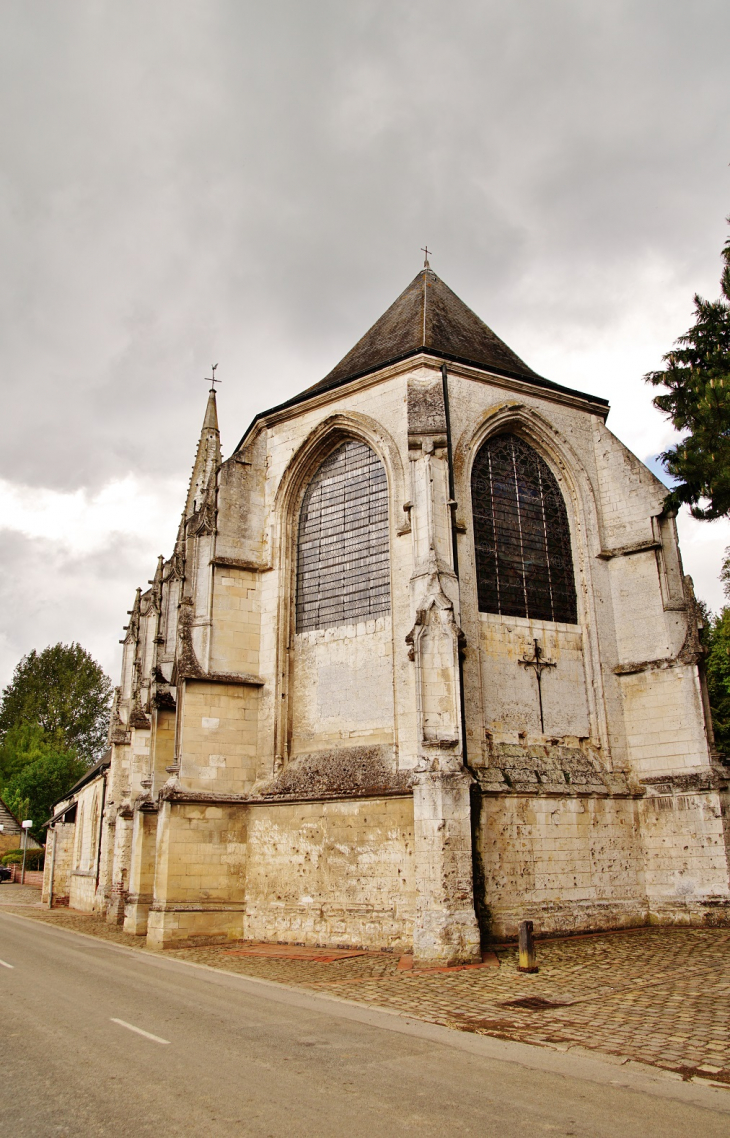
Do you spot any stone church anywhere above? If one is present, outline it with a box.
[44,263,730,963]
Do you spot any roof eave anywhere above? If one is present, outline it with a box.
[64,754,111,799]
[233,347,609,454]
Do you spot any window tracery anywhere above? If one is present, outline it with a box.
[296,439,390,632]
[471,433,577,623]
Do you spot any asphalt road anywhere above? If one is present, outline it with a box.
[1,911,728,1137]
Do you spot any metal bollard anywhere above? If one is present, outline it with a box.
[517,920,538,973]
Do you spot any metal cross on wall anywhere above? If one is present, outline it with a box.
[519,639,556,733]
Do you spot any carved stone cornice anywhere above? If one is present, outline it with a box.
[211,556,272,573]
[597,540,661,560]
[183,671,265,687]
[641,771,728,795]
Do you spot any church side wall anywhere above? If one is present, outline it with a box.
[129,726,152,794]
[123,809,158,935]
[151,709,176,777]
[639,789,730,924]
[478,615,590,741]
[179,680,260,794]
[289,619,394,755]
[146,801,247,949]
[41,822,75,907]
[477,794,646,938]
[618,665,712,779]
[608,553,677,666]
[69,868,97,911]
[209,567,261,677]
[68,778,104,913]
[243,796,415,950]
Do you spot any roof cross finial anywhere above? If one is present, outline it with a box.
[205,363,221,393]
[421,245,431,269]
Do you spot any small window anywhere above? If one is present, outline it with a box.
[296,439,390,632]
[471,433,577,623]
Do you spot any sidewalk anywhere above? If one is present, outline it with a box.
[3,883,728,1086]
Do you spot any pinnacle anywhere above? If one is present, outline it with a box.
[202,388,219,433]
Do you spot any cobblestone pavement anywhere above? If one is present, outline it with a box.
[3,885,729,1087]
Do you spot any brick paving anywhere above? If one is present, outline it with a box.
[2,884,729,1086]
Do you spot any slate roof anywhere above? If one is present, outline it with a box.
[305,267,544,394]
[44,751,112,828]
[66,750,111,797]
[235,266,608,452]
[0,796,22,834]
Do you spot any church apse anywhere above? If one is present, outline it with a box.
[66,263,729,954]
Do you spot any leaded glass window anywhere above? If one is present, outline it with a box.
[296,439,390,632]
[471,433,577,623]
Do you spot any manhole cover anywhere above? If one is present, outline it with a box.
[500,996,572,1010]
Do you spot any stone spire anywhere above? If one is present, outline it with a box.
[183,388,221,521]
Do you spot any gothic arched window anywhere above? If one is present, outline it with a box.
[75,805,85,869]
[296,439,390,632]
[471,433,577,623]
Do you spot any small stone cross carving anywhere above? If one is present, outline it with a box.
[519,639,556,733]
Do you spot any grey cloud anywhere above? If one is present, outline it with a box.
[0,529,161,684]
[0,0,729,676]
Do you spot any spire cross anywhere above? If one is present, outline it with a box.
[205,363,221,393]
[519,639,556,733]
[421,245,431,268]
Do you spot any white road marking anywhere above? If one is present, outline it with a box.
[110,1018,170,1044]
[0,959,14,969]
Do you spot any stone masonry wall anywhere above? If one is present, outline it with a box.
[289,618,394,755]
[180,681,260,794]
[104,349,730,957]
[209,567,261,676]
[478,794,646,938]
[478,614,590,742]
[146,800,247,949]
[41,822,75,906]
[639,789,730,921]
[618,665,711,779]
[244,796,415,950]
[69,871,98,912]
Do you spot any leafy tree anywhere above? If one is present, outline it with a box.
[3,743,86,841]
[0,643,111,765]
[702,605,730,759]
[4,792,30,828]
[0,722,52,790]
[645,222,730,519]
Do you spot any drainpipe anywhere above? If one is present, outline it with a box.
[441,363,486,944]
[440,363,467,754]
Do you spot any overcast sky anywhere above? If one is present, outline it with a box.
[1,0,729,686]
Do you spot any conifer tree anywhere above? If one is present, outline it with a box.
[645,221,730,519]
